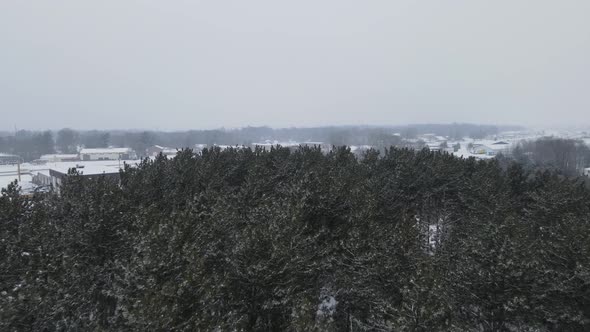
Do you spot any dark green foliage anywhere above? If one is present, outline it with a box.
[1,146,590,331]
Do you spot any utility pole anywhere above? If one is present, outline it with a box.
[17,159,21,182]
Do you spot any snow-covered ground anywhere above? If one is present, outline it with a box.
[0,173,34,192]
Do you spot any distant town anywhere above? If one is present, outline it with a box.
[1,125,590,194]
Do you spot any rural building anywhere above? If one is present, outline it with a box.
[147,145,178,157]
[29,160,131,192]
[32,171,52,187]
[251,141,299,151]
[48,168,121,192]
[40,154,80,162]
[585,168,590,177]
[212,145,248,151]
[421,133,438,142]
[469,144,496,156]
[0,153,21,165]
[80,148,136,161]
[427,142,453,152]
[427,143,442,152]
[490,141,512,156]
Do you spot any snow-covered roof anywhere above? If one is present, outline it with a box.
[470,144,495,151]
[252,142,274,147]
[42,160,140,176]
[489,144,511,151]
[213,145,247,150]
[0,160,142,191]
[349,145,373,152]
[40,154,79,160]
[252,141,301,148]
[0,174,34,192]
[0,153,19,157]
[80,148,132,154]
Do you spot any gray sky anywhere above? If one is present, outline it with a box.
[1,0,589,131]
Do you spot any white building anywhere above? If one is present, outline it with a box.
[427,143,453,153]
[489,141,512,156]
[80,148,136,161]
[252,140,300,150]
[146,145,178,157]
[0,153,21,165]
[40,154,80,162]
[470,144,496,156]
[31,160,135,192]
[584,168,590,177]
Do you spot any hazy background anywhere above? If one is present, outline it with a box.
[1,0,589,130]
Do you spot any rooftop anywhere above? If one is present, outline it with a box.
[80,148,133,154]
[41,160,138,176]
[40,154,79,160]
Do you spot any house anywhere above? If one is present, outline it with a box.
[0,153,21,165]
[146,145,178,157]
[40,154,80,162]
[80,148,136,161]
[161,148,178,157]
[427,143,442,152]
[421,134,438,142]
[469,144,496,156]
[426,141,454,153]
[584,168,590,177]
[490,141,512,156]
[146,145,165,156]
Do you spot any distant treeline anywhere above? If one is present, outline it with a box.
[0,123,520,161]
[498,137,590,177]
[1,147,589,331]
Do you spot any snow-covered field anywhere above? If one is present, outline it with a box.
[0,173,34,192]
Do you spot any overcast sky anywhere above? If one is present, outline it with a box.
[1,1,589,131]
